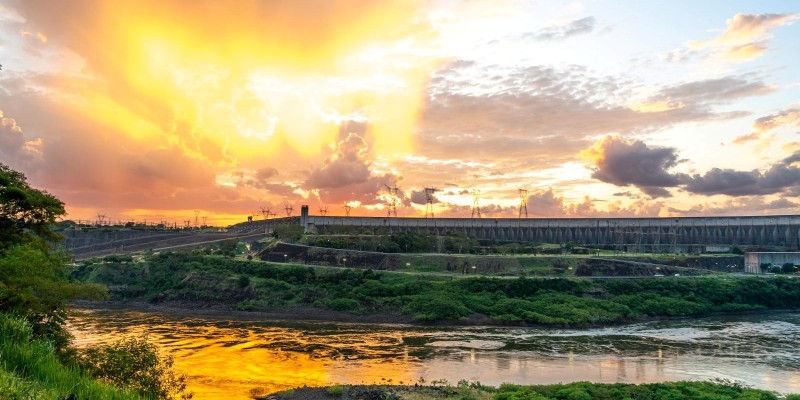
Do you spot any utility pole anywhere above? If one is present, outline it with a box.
[471,188,482,218]
[518,189,528,218]
[424,187,438,218]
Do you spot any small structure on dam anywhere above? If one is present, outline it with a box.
[744,252,800,273]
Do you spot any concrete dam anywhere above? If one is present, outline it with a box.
[248,208,800,250]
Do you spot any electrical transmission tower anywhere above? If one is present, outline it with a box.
[344,203,352,217]
[194,210,200,228]
[424,187,438,218]
[384,184,400,217]
[260,207,272,220]
[319,206,328,216]
[96,214,106,226]
[471,188,482,218]
[284,203,294,217]
[201,216,207,227]
[518,189,528,218]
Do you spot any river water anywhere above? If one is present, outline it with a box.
[68,309,800,399]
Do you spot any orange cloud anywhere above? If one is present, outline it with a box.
[734,107,800,144]
[687,13,798,62]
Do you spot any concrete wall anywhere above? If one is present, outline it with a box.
[297,214,800,249]
[744,252,800,273]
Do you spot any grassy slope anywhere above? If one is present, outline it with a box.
[72,252,800,326]
[0,313,144,400]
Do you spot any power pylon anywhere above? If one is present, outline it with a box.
[518,189,528,218]
[194,210,200,228]
[260,207,272,220]
[471,188,482,218]
[96,214,106,226]
[384,184,400,217]
[424,187,438,218]
[319,206,328,216]
[344,203,352,217]
[201,216,207,227]
[284,203,294,217]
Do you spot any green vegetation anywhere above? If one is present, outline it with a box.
[0,313,143,399]
[271,380,795,400]
[492,380,787,400]
[0,163,191,399]
[75,251,800,325]
[78,336,191,400]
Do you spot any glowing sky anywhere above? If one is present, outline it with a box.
[1,0,799,225]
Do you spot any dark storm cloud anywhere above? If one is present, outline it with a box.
[684,160,800,196]
[584,136,686,198]
[584,136,800,198]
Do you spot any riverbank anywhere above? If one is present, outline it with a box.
[70,251,800,327]
[71,299,800,329]
[259,382,799,400]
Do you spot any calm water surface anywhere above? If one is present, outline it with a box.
[68,310,800,399]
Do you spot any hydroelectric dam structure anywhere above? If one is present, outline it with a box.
[231,207,800,251]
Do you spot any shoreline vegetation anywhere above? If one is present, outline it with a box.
[71,251,800,327]
[1,163,191,400]
[256,381,800,400]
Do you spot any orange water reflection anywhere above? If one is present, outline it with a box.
[68,309,800,400]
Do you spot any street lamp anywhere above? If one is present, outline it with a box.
[343,258,347,268]
[283,254,288,263]
[471,265,477,274]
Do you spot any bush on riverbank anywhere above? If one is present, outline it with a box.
[74,251,800,325]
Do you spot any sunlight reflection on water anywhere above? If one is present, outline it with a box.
[68,310,800,400]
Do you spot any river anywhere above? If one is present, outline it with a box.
[68,309,800,399]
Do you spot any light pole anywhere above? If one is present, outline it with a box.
[283,254,288,263]
[471,265,477,274]
[343,258,347,268]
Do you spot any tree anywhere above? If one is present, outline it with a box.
[0,163,65,248]
[78,335,192,400]
[782,263,797,274]
[0,163,103,352]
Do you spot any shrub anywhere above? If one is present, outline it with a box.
[78,335,192,400]
[404,294,471,321]
[326,385,344,396]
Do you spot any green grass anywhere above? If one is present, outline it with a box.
[0,313,145,400]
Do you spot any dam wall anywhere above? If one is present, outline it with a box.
[296,213,800,249]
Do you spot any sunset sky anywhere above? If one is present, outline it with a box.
[1,0,799,225]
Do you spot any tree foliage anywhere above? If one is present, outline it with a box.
[78,335,192,400]
[0,164,65,247]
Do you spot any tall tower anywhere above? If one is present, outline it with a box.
[471,188,482,218]
[424,187,438,218]
[518,189,528,218]
[384,184,400,217]
[344,203,352,217]
[284,203,294,217]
